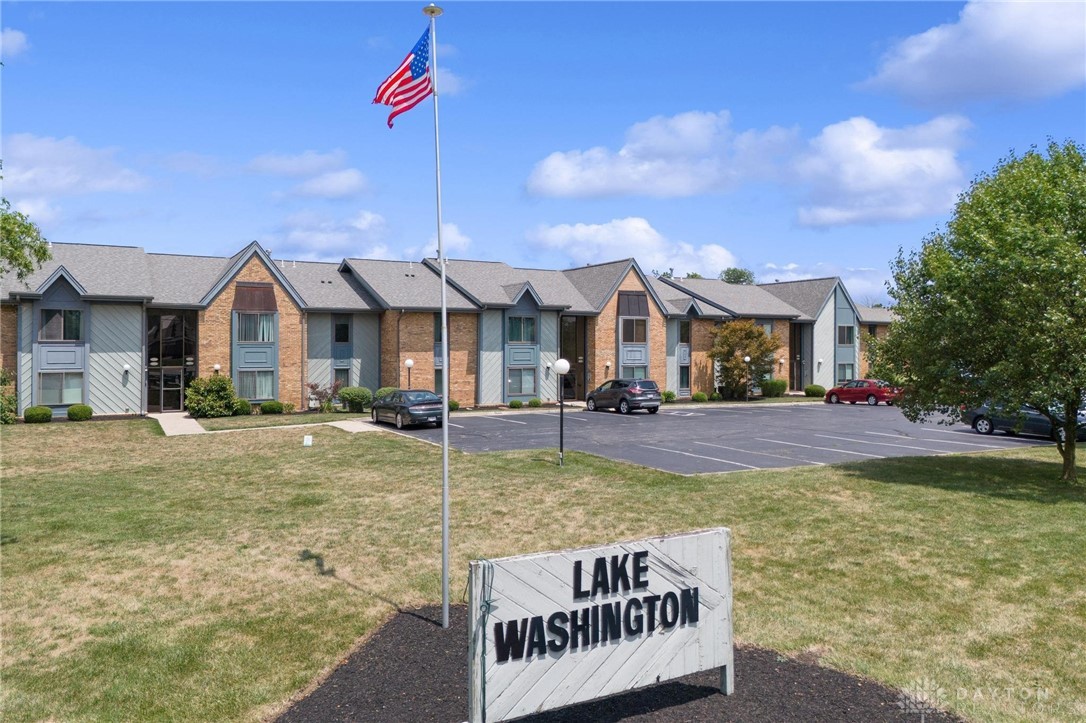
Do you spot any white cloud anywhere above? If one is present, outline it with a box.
[267,209,389,261]
[860,0,1086,105]
[793,115,969,227]
[436,67,466,96]
[530,217,737,276]
[526,111,797,198]
[290,169,368,199]
[10,197,61,226]
[1,28,29,59]
[4,133,149,196]
[160,151,228,178]
[399,222,473,260]
[762,261,891,306]
[247,149,348,177]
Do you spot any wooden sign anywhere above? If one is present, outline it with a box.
[468,528,733,722]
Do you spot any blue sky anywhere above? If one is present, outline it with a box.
[3,1,1084,304]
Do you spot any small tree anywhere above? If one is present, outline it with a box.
[307,380,343,413]
[720,267,756,285]
[685,271,703,279]
[872,140,1085,482]
[707,320,782,399]
[1,192,51,283]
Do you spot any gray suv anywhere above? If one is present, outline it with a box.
[586,379,661,414]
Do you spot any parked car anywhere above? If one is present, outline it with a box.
[965,403,1086,442]
[586,379,661,414]
[371,389,444,428]
[825,379,902,406]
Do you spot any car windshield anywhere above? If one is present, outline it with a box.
[404,391,441,404]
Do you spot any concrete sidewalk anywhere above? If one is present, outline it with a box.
[149,412,207,436]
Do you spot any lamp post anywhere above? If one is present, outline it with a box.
[404,358,414,390]
[554,358,570,466]
[743,355,751,402]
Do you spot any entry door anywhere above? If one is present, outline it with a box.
[147,369,185,412]
[560,317,586,399]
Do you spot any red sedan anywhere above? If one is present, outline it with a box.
[825,379,901,406]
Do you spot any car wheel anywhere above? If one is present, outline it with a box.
[586,398,597,412]
[973,416,994,435]
[829,393,839,404]
[371,409,378,424]
[867,394,878,406]
[619,399,630,414]
[396,412,406,429]
[648,407,659,414]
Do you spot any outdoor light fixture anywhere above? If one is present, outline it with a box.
[743,356,752,402]
[213,363,221,372]
[122,364,131,372]
[554,358,571,467]
[405,358,415,389]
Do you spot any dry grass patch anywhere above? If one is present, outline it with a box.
[2,420,1083,722]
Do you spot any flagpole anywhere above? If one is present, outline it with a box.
[423,1,451,631]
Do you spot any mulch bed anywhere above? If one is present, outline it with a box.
[277,605,963,723]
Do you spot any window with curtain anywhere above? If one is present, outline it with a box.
[237,370,275,399]
[238,313,275,342]
[40,372,83,405]
[507,368,536,395]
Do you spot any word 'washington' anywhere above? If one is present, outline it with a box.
[494,551,699,663]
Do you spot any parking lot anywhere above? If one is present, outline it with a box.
[381,402,1052,475]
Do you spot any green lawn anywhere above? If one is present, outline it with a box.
[1,420,1082,722]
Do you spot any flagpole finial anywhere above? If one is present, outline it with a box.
[423,3,443,17]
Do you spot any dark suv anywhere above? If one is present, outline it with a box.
[586,379,661,414]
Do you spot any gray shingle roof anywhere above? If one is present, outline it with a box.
[342,258,477,311]
[757,277,841,321]
[431,259,596,313]
[645,277,705,317]
[661,277,803,319]
[280,260,380,311]
[145,253,232,305]
[561,259,635,311]
[856,304,895,324]
[2,243,153,299]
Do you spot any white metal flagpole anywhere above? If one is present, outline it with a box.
[423,1,451,630]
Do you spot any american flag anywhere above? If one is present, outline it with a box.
[373,28,433,128]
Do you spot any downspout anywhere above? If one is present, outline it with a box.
[300,308,307,410]
[141,300,147,416]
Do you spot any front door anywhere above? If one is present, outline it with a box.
[560,316,586,400]
[147,368,191,412]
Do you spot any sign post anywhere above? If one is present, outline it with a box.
[468,528,733,722]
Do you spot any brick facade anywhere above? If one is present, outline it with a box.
[0,305,17,377]
[379,311,477,403]
[587,269,667,388]
[690,318,718,396]
[199,256,307,408]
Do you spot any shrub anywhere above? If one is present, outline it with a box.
[24,405,53,423]
[691,392,708,403]
[260,400,284,415]
[307,380,343,413]
[185,375,238,418]
[339,386,373,413]
[375,386,397,402]
[282,402,296,414]
[761,379,788,398]
[232,398,252,416]
[67,404,93,421]
[448,399,460,411]
[662,390,676,403]
[805,384,826,398]
[509,399,523,409]
[528,398,542,408]
[709,392,723,401]
[0,389,16,425]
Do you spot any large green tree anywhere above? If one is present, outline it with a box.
[707,320,781,399]
[871,140,1086,481]
[1,190,51,283]
[720,267,755,285]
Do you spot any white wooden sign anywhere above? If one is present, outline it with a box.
[468,528,733,722]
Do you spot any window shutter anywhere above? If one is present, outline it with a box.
[233,283,277,312]
[618,292,649,317]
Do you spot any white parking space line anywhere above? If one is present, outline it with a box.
[862,431,1006,448]
[564,415,591,422]
[693,441,825,465]
[446,422,464,428]
[484,416,529,425]
[814,433,949,452]
[642,445,760,470]
[754,438,885,458]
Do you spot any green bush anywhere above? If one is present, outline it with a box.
[232,398,252,416]
[67,404,93,421]
[260,400,284,415]
[24,405,53,423]
[761,379,788,398]
[528,398,542,408]
[709,392,723,401]
[375,387,397,402]
[282,402,296,414]
[339,386,373,413]
[662,390,676,403]
[509,399,523,409]
[0,389,16,425]
[805,384,826,398]
[185,375,238,418]
[691,392,708,403]
[448,399,460,411]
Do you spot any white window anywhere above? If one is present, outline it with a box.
[507,368,536,395]
[507,317,537,343]
[837,364,855,384]
[837,325,855,345]
[40,372,83,405]
[621,366,648,379]
[40,309,82,341]
[237,370,275,399]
